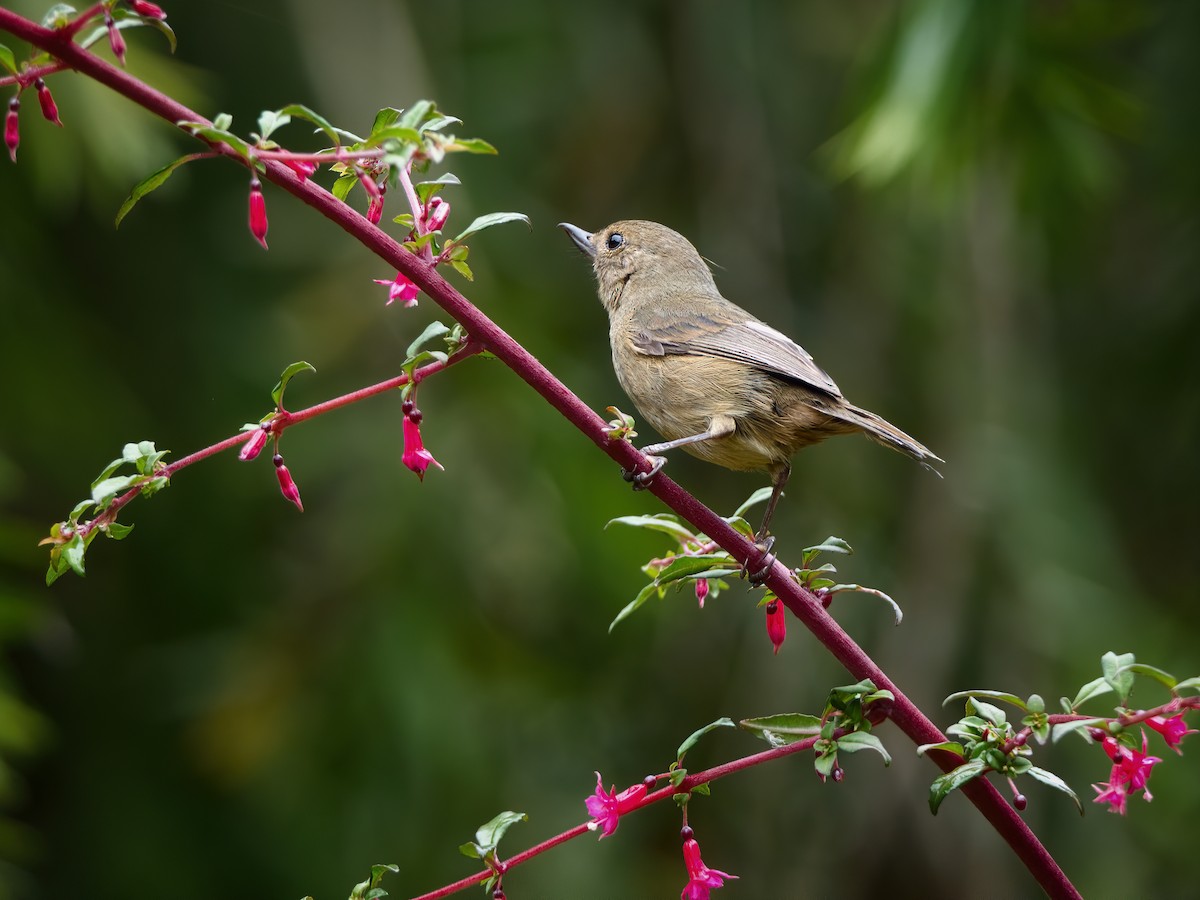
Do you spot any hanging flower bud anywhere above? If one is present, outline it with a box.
[129,0,167,18]
[34,79,61,127]
[424,196,450,232]
[4,97,18,163]
[402,415,443,480]
[765,598,786,655]
[239,426,270,461]
[106,14,127,65]
[282,158,317,181]
[366,193,384,225]
[694,577,709,609]
[248,176,269,249]
[273,454,303,511]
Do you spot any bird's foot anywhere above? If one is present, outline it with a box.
[746,535,777,587]
[621,454,666,491]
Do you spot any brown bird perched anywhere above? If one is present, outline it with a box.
[559,219,942,560]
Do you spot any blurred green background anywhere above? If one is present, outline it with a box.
[1,1,1197,897]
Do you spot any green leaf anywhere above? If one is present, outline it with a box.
[445,137,497,155]
[92,475,139,506]
[739,713,823,747]
[654,555,732,586]
[41,5,76,29]
[1120,663,1178,691]
[115,154,206,227]
[332,173,357,202]
[916,740,964,757]
[271,361,316,408]
[62,533,86,577]
[1050,717,1108,744]
[823,583,903,625]
[928,758,989,815]
[471,810,527,857]
[276,103,340,145]
[256,109,290,141]
[449,259,473,281]
[452,212,531,243]
[731,486,775,519]
[943,690,1028,711]
[105,522,134,540]
[1174,676,1200,695]
[0,44,17,77]
[1026,694,1045,714]
[836,731,891,765]
[178,121,254,161]
[369,125,423,147]
[676,717,735,763]
[423,114,462,133]
[405,322,450,359]
[1065,676,1112,711]
[397,100,433,130]
[1101,651,1137,702]
[967,698,1007,726]
[608,582,660,632]
[605,514,695,541]
[1025,766,1083,814]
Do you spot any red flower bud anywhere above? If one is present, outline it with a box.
[366,193,384,225]
[239,427,270,461]
[273,454,303,511]
[106,14,127,65]
[35,79,62,127]
[248,176,268,249]
[694,577,709,608]
[4,97,18,163]
[424,196,450,232]
[282,158,317,181]
[129,0,167,18]
[765,598,786,655]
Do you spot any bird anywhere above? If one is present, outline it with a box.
[559,219,942,562]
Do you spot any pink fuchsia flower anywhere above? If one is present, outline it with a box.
[366,193,384,225]
[1092,732,1162,814]
[239,426,270,461]
[765,598,785,655]
[694,578,709,608]
[248,177,268,249]
[423,196,450,232]
[584,772,648,839]
[402,416,443,480]
[374,271,420,307]
[5,97,18,163]
[105,14,127,65]
[1145,713,1196,754]
[282,158,318,181]
[34,79,61,127]
[273,454,303,511]
[129,0,167,18]
[680,829,736,900]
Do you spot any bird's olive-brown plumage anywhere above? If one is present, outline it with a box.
[559,219,941,538]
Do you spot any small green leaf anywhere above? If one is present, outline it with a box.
[423,114,462,133]
[739,713,823,747]
[654,555,732,586]
[928,758,989,815]
[332,173,357,201]
[1120,663,1178,691]
[1065,676,1112,711]
[397,100,433,130]
[836,731,891,765]
[256,109,291,141]
[445,137,497,155]
[676,717,735,763]
[916,740,964,757]
[178,121,254,161]
[105,522,134,540]
[62,533,86,577]
[1174,676,1200,694]
[823,582,903,625]
[471,810,527,857]
[92,474,139,506]
[942,690,1028,711]
[1025,766,1083,814]
[116,154,207,227]
[608,582,660,632]
[41,5,76,29]
[967,698,1008,726]
[452,212,531,243]
[1050,717,1108,744]
[277,103,340,145]
[605,514,695,541]
[271,361,316,408]
[1026,694,1045,713]
[369,125,423,147]
[1101,651,1137,702]
[731,486,775,519]
[212,113,233,131]
[405,321,451,359]
[0,44,17,76]
[804,536,853,556]
[449,259,473,281]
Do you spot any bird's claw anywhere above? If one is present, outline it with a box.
[621,454,666,490]
[746,535,777,587]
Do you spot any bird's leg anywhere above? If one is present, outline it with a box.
[621,415,736,490]
[747,463,790,586]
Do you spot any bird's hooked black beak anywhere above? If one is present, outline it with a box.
[558,222,596,258]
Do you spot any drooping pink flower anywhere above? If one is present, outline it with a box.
[424,196,450,232]
[680,831,736,900]
[4,97,18,163]
[106,14,127,65]
[765,599,786,655]
[282,158,318,181]
[585,772,647,839]
[1092,732,1162,814]
[248,177,268,248]
[366,192,384,225]
[374,271,420,307]
[694,578,709,608]
[34,79,61,127]
[1145,713,1196,754]
[273,454,303,511]
[239,427,269,461]
[129,0,167,18]
[402,416,443,480]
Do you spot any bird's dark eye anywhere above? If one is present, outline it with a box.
[606,232,625,250]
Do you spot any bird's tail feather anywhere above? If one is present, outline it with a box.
[842,404,944,476]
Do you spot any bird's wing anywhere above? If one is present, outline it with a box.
[631,306,843,398]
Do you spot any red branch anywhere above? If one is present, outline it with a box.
[0,11,1080,899]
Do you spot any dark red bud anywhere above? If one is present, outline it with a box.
[272,453,285,467]
[1013,792,1027,811]
[34,79,62,127]
[248,177,269,249]
[491,890,505,900]
[401,399,415,416]
[129,0,167,18]
[409,408,423,425]
[642,775,657,789]
[680,825,694,841]
[832,765,845,783]
[4,97,18,163]
[106,14,127,64]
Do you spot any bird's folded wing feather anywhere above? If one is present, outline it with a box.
[631,307,842,398]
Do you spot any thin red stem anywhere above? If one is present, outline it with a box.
[0,10,1079,899]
